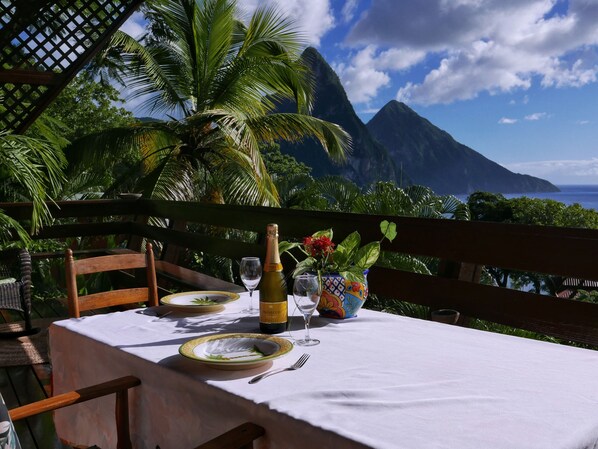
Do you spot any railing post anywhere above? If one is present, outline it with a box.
[436,260,482,325]
[438,260,482,283]
[160,219,188,264]
[126,215,149,253]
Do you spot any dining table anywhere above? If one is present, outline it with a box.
[49,292,598,449]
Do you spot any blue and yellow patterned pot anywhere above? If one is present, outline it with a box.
[317,271,369,319]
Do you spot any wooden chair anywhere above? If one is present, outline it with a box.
[5,376,141,449]
[65,242,159,318]
[4,376,262,449]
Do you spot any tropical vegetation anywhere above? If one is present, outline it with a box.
[67,0,350,206]
[39,75,136,142]
[467,191,598,295]
[1,0,596,351]
[280,220,397,284]
[0,131,65,248]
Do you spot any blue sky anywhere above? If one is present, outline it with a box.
[121,0,598,185]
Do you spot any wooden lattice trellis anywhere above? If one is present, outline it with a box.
[0,0,143,134]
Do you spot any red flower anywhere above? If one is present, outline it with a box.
[303,235,335,258]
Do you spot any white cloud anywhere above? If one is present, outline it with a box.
[240,0,335,46]
[499,117,518,124]
[334,45,426,104]
[119,11,146,39]
[375,47,427,71]
[397,40,536,104]
[347,0,598,105]
[342,0,359,23]
[541,59,598,88]
[333,49,391,103]
[578,120,590,125]
[502,158,598,184]
[358,107,384,114]
[524,112,549,120]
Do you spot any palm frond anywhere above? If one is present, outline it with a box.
[139,156,196,201]
[312,176,362,211]
[236,4,312,113]
[0,211,32,248]
[439,195,471,220]
[65,125,179,175]
[353,182,413,215]
[207,146,279,206]
[60,170,111,200]
[274,173,315,208]
[239,5,305,58]
[192,0,236,109]
[248,113,351,163]
[0,131,66,234]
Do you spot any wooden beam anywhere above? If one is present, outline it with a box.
[0,69,60,85]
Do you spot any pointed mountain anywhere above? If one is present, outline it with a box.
[367,101,559,194]
[278,47,402,186]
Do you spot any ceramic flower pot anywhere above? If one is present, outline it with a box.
[317,272,368,319]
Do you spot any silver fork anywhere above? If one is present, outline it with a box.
[248,353,310,384]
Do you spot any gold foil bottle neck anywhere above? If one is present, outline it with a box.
[266,223,279,238]
[264,223,282,272]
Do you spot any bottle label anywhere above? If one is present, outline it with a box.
[260,301,287,324]
[264,263,283,272]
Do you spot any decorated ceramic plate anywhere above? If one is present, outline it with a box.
[160,291,240,313]
[179,333,293,370]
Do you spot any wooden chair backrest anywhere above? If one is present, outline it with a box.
[65,242,158,318]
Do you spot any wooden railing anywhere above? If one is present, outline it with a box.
[2,198,598,347]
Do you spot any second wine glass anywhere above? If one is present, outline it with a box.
[292,274,321,346]
[240,257,262,314]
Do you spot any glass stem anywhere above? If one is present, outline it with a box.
[248,290,253,311]
[304,315,312,341]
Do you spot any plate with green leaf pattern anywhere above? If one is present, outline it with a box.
[179,333,293,370]
[160,291,239,313]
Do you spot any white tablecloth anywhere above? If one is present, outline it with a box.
[50,293,598,449]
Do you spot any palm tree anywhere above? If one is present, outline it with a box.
[70,0,350,206]
[0,131,66,247]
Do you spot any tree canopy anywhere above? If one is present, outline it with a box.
[69,0,351,206]
[41,75,136,141]
[467,191,598,229]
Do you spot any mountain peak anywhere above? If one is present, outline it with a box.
[380,100,411,112]
[377,100,428,121]
[281,50,557,194]
[367,100,558,194]
[275,47,400,186]
[302,46,324,61]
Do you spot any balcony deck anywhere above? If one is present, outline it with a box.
[1,198,597,446]
[1,298,68,448]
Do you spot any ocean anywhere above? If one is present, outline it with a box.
[455,185,598,212]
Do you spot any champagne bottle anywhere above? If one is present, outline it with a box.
[259,223,287,334]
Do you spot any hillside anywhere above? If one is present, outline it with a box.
[276,48,557,194]
[366,101,559,194]
[277,47,402,186]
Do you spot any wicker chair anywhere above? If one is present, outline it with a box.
[0,248,38,338]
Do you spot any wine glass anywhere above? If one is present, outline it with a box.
[240,257,262,314]
[292,274,321,346]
